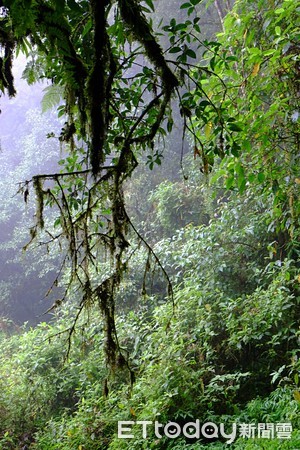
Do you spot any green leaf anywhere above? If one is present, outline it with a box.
[231,142,240,157]
[257,172,265,183]
[180,2,191,9]
[228,123,243,132]
[144,0,155,12]
[57,106,65,118]
[235,162,244,177]
[186,49,197,59]
[263,48,276,56]
[238,176,246,194]
[210,56,216,70]
[167,118,174,132]
[199,100,211,108]
[275,26,281,36]
[169,47,182,54]
[54,217,61,228]
[175,23,187,31]
[82,19,92,38]
[226,175,235,189]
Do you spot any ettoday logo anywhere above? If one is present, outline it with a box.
[118,420,239,443]
[117,420,293,443]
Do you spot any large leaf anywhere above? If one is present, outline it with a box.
[41,85,64,113]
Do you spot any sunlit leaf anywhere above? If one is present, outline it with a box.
[251,62,260,76]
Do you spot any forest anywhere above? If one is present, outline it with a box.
[0,0,299,448]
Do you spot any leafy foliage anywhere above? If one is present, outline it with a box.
[0,187,299,448]
[0,0,246,368]
[191,0,300,252]
[0,0,300,448]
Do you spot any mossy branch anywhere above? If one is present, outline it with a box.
[118,0,179,91]
[88,0,112,175]
[0,29,16,97]
[33,176,45,230]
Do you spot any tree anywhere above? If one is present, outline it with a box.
[192,0,300,256]
[1,0,218,370]
[0,1,299,447]
[3,0,297,373]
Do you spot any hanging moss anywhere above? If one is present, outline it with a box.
[0,28,16,97]
[118,0,179,91]
[8,0,177,376]
[87,0,112,175]
[97,277,118,369]
[36,4,88,137]
[33,176,45,230]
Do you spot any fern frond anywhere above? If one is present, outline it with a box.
[41,84,64,113]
